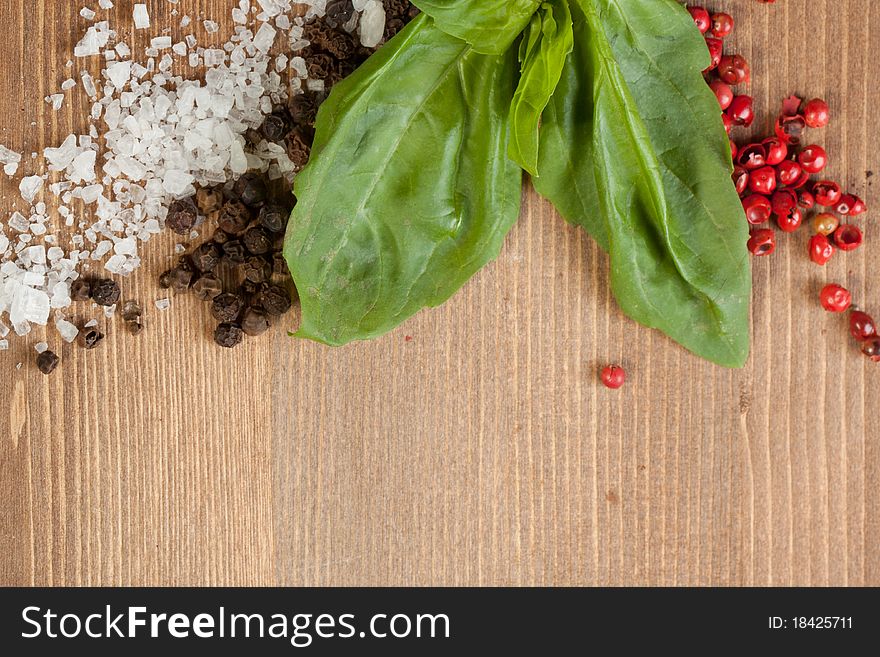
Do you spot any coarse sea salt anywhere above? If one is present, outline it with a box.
[2,1,323,343]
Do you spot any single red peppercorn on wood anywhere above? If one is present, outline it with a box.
[688,6,711,34]
[709,79,734,110]
[819,284,852,313]
[775,207,803,233]
[849,311,877,340]
[600,365,626,389]
[748,166,777,194]
[812,181,842,207]
[809,234,835,265]
[862,337,880,362]
[747,229,776,256]
[710,12,734,39]
[803,98,830,128]
[798,145,828,174]
[742,194,772,224]
[833,224,863,251]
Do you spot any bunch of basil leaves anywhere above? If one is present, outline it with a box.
[283,0,751,367]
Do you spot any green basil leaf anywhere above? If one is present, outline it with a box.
[535,0,751,367]
[410,0,541,54]
[508,0,574,176]
[284,16,522,346]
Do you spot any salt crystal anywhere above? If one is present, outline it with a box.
[3,162,18,176]
[81,71,97,97]
[152,36,172,49]
[133,4,150,29]
[115,42,131,58]
[232,8,247,23]
[180,15,191,28]
[106,60,131,89]
[99,0,113,8]
[0,321,8,338]
[253,23,277,53]
[0,340,7,351]
[69,150,97,184]
[359,1,386,48]
[19,176,44,204]
[56,318,79,342]
[204,20,219,34]
[172,41,187,56]
[34,341,48,353]
[9,212,30,232]
[155,298,170,310]
[80,7,96,20]
[80,184,103,204]
[61,78,77,91]
[185,34,197,48]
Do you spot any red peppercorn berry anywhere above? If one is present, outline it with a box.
[797,189,815,210]
[705,37,724,72]
[747,228,776,256]
[732,166,750,195]
[819,284,852,313]
[803,98,830,129]
[776,160,803,187]
[812,213,839,235]
[770,189,797,216]
[727,95,755,127]
[600,365,626,389]
[710,79,734,110]
[775,207,802,233]
[748,166,776,195]
[718,54,750,85]
[862,337,880,362]
[833,223,863,251]
[721,112,733,134]
[742,194,772,224]
[812,181,842,207]
[775,113,806,146]
[848,195,867,216]
[711,12,734,39]
[798,145,828,174]
[762,137,788,166]
[688,6,711,34]
[849,311,877,341]
[737,143,766,170]
[809,234,835,265]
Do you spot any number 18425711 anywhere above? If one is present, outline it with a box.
[769,617,853,630]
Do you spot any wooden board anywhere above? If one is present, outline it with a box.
[1,0,878,587]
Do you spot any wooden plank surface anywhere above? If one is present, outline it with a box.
[1,0,878,586]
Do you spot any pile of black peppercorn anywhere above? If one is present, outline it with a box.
[162,174,296,348]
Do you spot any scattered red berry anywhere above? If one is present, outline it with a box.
[819,284,852,313]
[812,212,839,236]
[833,224,863,251]
[728,95,755,127]
[747,228,776,256]
[718,54,750,85]
[748,166,777,194]
[812,181,842,207]
[710,12,734,38]
[762,137,788,165]
[809,234,835,265]
[688,6,711,34]
[775,207,802,233]
[710,79,734,110]
[862,337,880,362]
[849,311,877,340]
[802,98,830,128]
[776,160,803,186]
[742,194,772,225]
[797,145,828,174]
[705,37,724,72]
[600,365,626,389]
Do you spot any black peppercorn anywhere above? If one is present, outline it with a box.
[166,197,200,235]
[169,266,193,291]
[222,239,247,265]
[243,226,272,255]
[259,284,293,316]
[241,307,271,336]
[325,0,354,27]
[36,350,60,374]
[78,328,104,349]
[307,54,335,81]
[211,292,243,322]
[159,269,175,289]
[195,187,224,214]
[261,111,291,141]
[324,29,357,59]
[212,228,231,245]
[191,242,222,272]
[128,321,144,336]
[192,274,223,301]
[240,280,261,298]
[289,92,321,125]
[91,278,120,306]
[120,300,142,322]
[243,256,273,284]
[214,322,244,348]
[272,252,290,278]
[217,200,252,235]
[258,203,288,233]
[71,278,91,302]
[232,173,268,208]
[286,128,313,169]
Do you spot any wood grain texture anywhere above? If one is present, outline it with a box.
[1,0,878,587]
